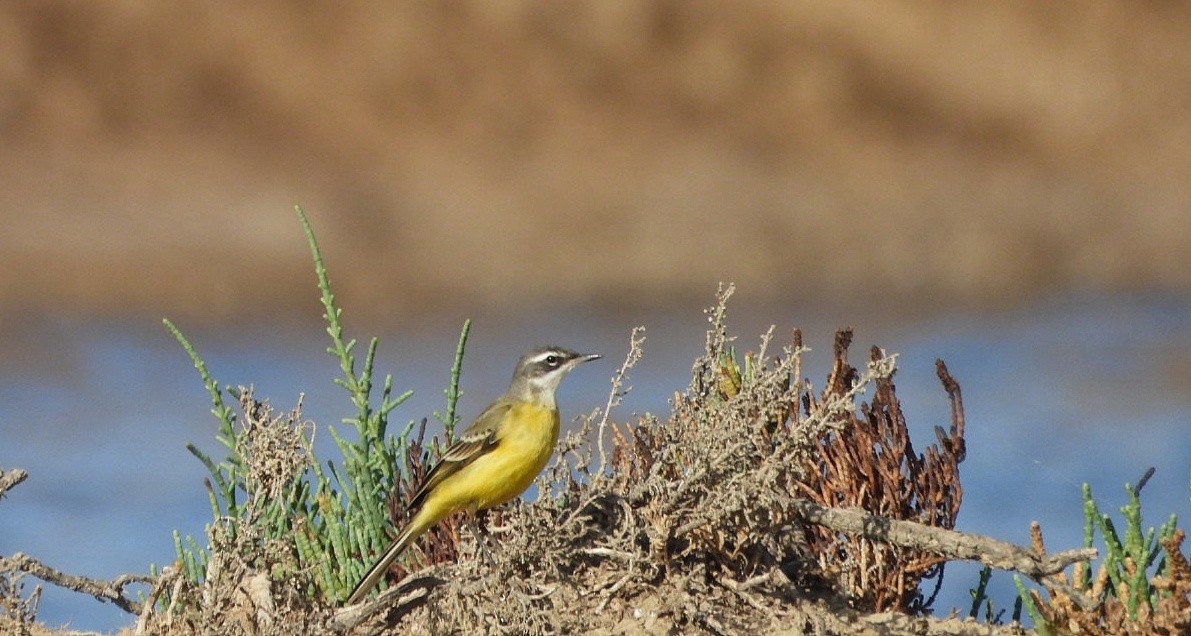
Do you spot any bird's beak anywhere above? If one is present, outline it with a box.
[580,353,602,364]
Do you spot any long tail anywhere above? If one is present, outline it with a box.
[346,513,433,605]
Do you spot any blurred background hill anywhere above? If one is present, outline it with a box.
[1,1,1187,322]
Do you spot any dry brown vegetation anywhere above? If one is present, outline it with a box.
[3,291,1188,634]
[792,331,965,614]
[328,296,986,635]
[1024,523,1190,636]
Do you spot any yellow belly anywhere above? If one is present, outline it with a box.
[421,402,560,518]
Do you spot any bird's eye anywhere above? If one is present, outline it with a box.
[545,355,559,366]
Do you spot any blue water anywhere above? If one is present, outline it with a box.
[1,293,1187,631]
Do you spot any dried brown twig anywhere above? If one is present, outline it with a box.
[1,468,151,619]
[789,500,1097,580]
[0,467,28,499]
[0,552,150,615]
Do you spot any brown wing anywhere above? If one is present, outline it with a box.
[407,399,510,512]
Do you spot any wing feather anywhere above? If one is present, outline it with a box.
[407,400,510,511]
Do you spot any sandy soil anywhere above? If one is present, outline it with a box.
[1,2,1188,324]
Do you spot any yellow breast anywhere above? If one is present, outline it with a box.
[430,401,560,513]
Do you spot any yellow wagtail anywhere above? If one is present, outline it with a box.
[346,345,600,604]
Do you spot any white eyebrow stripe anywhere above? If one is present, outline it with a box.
[527,351,563,365]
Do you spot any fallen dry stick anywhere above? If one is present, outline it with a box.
[790,498,1097,578]
[0,552,151,614]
